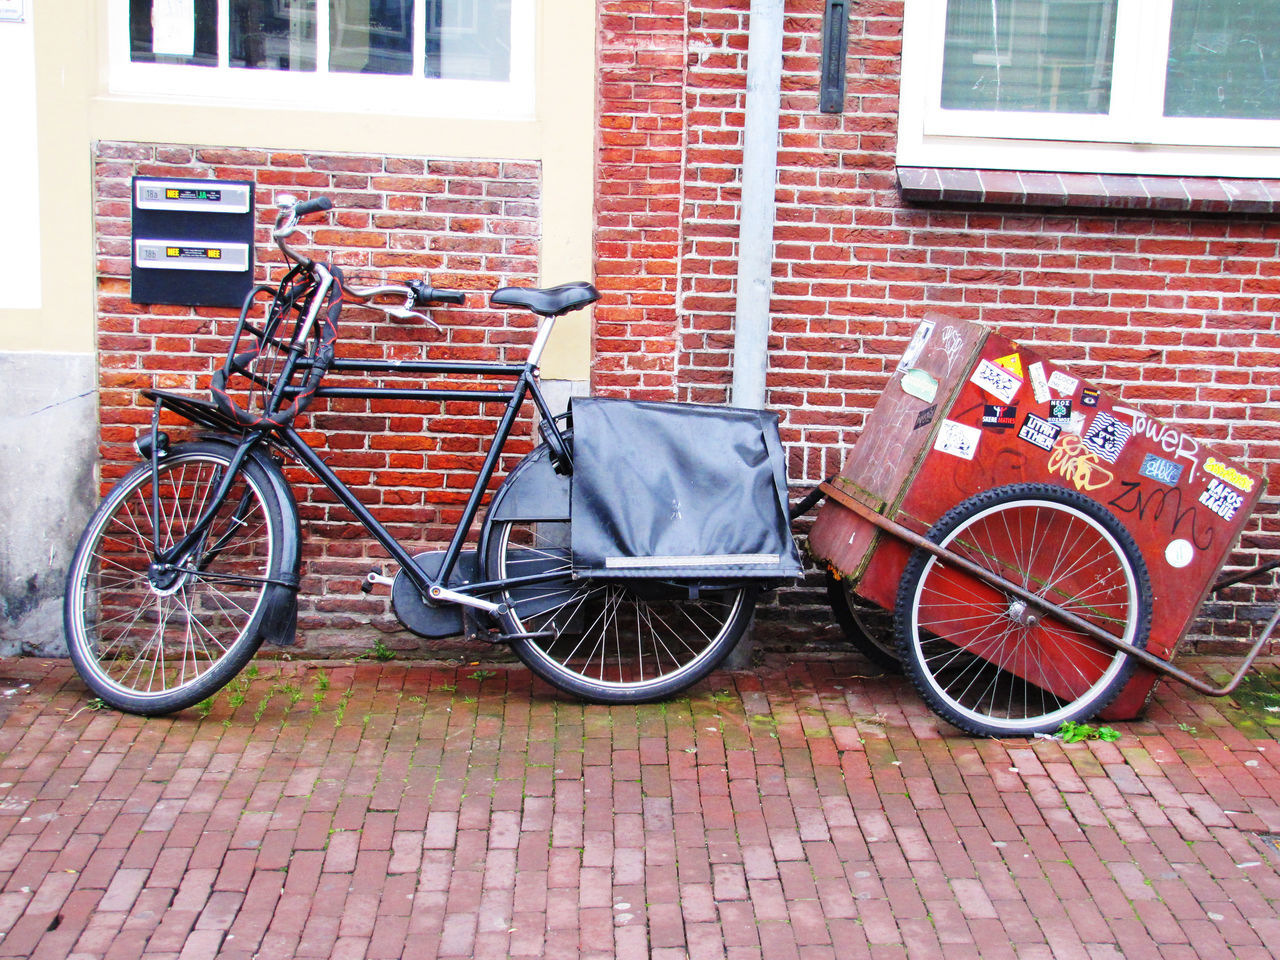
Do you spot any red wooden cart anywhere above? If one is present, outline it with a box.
[808,314,1278,737]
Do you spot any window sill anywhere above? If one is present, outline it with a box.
[897,167,1280,215]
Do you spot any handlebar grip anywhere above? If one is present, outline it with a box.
[293,196,333,217]
[409,280,467,306]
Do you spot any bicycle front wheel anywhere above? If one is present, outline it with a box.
[895,484,1151,737]
[64,441,288,715]
[486,517,756,703]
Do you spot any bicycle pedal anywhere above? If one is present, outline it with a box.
[363,571,395,594]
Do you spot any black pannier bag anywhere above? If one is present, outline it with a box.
[569,398,803,580]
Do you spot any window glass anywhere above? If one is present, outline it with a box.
[130,0,218,65]
[231,0,316,71]
[426,0,511,82]
[330,0,413,75]
[941,0,1117,113]
[1164,1,1280,119]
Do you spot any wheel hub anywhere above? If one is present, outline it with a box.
[1006,599,1040,628]
[147,562,189,596]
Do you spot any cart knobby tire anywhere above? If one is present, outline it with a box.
[64,441,290,715]
[895,483,1152,737]
[825,571,901,672]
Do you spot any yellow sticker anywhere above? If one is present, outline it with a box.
[994,353,1024,380]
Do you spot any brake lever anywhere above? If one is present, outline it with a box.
[381,305,443,332]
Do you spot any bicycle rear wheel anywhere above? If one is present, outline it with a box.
[64,441,288,715]
[486,517,756,703]
[895,484,1151,737]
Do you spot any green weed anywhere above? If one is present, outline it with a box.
[1057,720,1120,743]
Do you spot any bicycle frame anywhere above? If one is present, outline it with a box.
[280,353,570,615]
[149,348,572,626]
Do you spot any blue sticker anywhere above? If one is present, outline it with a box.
[1082,411,1131,464]
[1138,453,1183,487]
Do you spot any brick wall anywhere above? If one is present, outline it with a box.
[595,0,1280,648]
[93,143,541,652]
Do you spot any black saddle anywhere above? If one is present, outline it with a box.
[490,281,600,317]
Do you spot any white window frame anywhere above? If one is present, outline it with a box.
[898,0,1280,177]
[106,0,536,121]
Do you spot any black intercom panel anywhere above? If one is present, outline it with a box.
[131,177,254,308]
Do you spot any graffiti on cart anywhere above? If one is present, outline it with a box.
[1107,481,1216,551]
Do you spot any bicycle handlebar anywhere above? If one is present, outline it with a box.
[292,196,333,217]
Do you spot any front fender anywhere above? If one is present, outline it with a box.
[194,433,302,645]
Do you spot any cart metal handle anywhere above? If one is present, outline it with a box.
[817,481,1278,698]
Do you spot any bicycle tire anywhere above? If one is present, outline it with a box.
[825,571,901,672]
[64,441,289,715]
[895,483,1151,737]
[481,439,756,703]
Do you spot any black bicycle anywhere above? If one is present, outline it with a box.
[64,196,780,715]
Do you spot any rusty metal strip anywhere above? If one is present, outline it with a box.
[817,481,1275,697]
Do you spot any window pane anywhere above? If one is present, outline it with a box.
[130,0,218,66]
[426,0,511,82]
[941,0,1116,113]
[1165,1,1280,119]
[330,0,412,75]
[231,1,317,70]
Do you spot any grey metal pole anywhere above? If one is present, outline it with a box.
[729,0,786,412]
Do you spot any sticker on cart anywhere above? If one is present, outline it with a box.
[1203,457,1255,493]
[934,420,981,460]
[1047,370,1079,398]
[1017,413,1060,452]
[970,359,1022,404]
[913,404,937,431]
[1028,362,1050,404]
[1081,411,1131,464]
[1048,434,1114,493]
[994,353,1024,379]
[1198,479,1245,522]
[901,368,938,403]
[897,320,935,372]
[1047,398,1073,427]
[982,404,1018,430]
[1164,539,1194,569]
[1138,453,1184,487]
[1080,387,1100,407]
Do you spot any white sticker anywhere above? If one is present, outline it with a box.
[934,420,981,461]
[897,320,935,372]
[1165,540,1194,569]
[1028,362,1050,404]
[1048,370,1079,398]
[901,368,938,403]
[969,359,1022,405]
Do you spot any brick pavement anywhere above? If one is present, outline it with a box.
[0,654,1276,959]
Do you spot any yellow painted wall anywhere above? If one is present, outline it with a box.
[1,1,594,379]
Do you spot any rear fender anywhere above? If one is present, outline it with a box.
[478,438,571,579]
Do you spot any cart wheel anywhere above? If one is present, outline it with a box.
[895,483,1151,737]
[825,572,900,672]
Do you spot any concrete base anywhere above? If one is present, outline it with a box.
[0,352,97,656]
